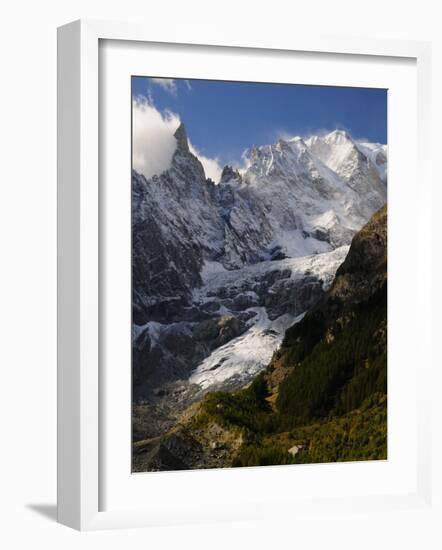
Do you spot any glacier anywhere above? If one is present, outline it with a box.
[189,245,349,389]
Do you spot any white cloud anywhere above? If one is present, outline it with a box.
[133,98,223,183]
[132,98,180,179]
[238,148,252,173]
[189,142,222,183]
[150,78,177,95]
[274,129,296,142]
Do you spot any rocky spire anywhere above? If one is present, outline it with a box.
[174,122,190,153]
[220,165,242,184]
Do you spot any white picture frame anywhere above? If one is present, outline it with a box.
[57,19,432,531]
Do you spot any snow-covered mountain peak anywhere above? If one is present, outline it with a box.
[324,128,352,143]
[288,135,304,143]
[306,131,385,192]
[305,130,357,173]
[242,136,314,181]
[242,130,378,185]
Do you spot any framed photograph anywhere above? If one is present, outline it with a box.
[130,77,389,474]
[57,19,432,530]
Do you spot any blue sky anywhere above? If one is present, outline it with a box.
[132,76,387,169]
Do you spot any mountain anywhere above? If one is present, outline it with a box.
[236,130,386,258]
[132,124,387,401]
[132,123,224,326]
[355,140,388,183]
[275,204,387,420]
[133,206,388,471]
[305,130,386,212]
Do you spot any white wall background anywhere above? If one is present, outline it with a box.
[0,1,440,547]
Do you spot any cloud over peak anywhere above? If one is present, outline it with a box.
[133,98,222,183]
[133,98,180,179]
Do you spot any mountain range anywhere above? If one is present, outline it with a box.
[132,123,386,393]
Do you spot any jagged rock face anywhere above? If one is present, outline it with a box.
[220,165,241,184]
[173,122,190,152]
[356,141,388,184]
[305,130,387,217]
[132,321,205,391]
[132,126,224,324]
[132,124,387,394]
[329,204,387,306]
